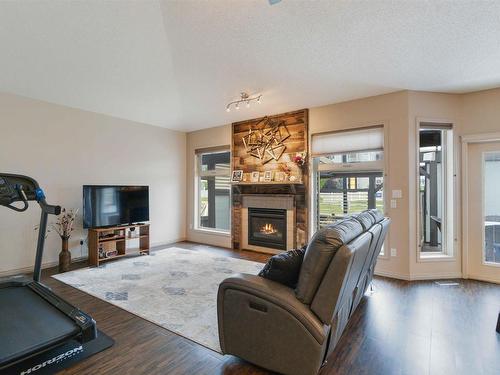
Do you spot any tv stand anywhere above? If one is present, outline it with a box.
[88,224,150,267]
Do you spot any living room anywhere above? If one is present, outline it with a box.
[0,1,499,375]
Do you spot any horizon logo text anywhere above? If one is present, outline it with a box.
[19,346,83,375]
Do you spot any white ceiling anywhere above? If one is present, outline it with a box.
[1,1,500,132]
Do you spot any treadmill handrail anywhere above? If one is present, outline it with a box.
[0,173,61,282]
[0,173,99,372]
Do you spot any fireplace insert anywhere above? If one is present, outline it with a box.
[248,208,287,250]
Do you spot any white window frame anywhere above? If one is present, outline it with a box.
[310,124,389,258]
[194,147,231,234]
[416,122,456,261]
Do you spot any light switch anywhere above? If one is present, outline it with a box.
[390,199,397,209]
[392,190,402,199]
[391,248,397,257]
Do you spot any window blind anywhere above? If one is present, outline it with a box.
[194,145,230,155]
[311,126,384,156]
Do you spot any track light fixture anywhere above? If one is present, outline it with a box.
[226,92,262,112]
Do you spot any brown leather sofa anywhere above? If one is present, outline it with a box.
[217,210,390,375]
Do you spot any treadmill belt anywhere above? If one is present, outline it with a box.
[0,286,80,366]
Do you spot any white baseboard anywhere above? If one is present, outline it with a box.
[0,256,87,278]
[409,272,462,281]
[374,269,410,280]
[0,238,188,278]
[151,238,187,251]
[374,270,464,281]
[464,274,500,284]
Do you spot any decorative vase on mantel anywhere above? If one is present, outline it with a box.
[59,236,71,273]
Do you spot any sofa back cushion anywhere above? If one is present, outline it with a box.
[368,209,384,223]
[311,231,372,324]
[295,219,363,304]
[355,211,376,231]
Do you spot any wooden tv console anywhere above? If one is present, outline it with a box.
[88,224,150,267]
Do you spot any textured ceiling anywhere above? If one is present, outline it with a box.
[1,1,500,131]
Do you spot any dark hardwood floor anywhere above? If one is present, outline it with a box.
[40,242,500,375]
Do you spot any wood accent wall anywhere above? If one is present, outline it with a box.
[232,109,309,178]
[231,109,309,251]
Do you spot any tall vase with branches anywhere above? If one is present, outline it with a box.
[52,208,78,273]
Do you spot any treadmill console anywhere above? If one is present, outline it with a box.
[0,177,15,198]
[0,174,40,211]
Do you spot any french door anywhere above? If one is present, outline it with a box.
[464,140,500,283]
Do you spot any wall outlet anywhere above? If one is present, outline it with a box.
[392,190,402,199]
[390,199,397,209]
[390,248,397,257]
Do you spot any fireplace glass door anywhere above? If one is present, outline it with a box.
[248,208,287,250]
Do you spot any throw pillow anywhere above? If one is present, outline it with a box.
[258,246,306,288]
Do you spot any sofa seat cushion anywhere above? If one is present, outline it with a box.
[259,246,306,288]
[219,274,329,345]
[295,219,363,304]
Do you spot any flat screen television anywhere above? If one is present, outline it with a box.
[83,185,149,229]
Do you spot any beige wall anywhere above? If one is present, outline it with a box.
[406,88,500,279]
[309,91,411,278]
[407,91,462,279]
[0,93,186,275]
[185,124,232,248]
[185,92,413,277]
[461,88,500,136]
[185,87,500,281]
[5,86,498,279]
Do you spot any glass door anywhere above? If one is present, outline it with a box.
[465,141,500,282]
[483,151,500,264]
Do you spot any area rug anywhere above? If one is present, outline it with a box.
[52,247,264,352]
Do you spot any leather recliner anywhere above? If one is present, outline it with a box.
[217,210,390,375]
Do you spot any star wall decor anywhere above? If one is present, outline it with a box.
[242,117,290,164]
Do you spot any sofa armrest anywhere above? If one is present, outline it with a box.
[218,273,327,345]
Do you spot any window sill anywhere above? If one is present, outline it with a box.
[482,261,500,268]
[192,227,231,237]
[418,253,456,262]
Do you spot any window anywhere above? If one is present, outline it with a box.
[196,148,231,232]
[315,157,384,227]
[483,152,500,264]
[418,124,454,257]
[312,127,385,251]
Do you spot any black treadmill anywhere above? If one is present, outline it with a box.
[0,174,99,373]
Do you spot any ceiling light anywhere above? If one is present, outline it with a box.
[226,92,262,113]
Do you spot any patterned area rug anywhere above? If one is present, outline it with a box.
[53,247,264,352]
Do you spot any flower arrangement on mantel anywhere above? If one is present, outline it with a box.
[293,152,307,168]
[276,152,307,183]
